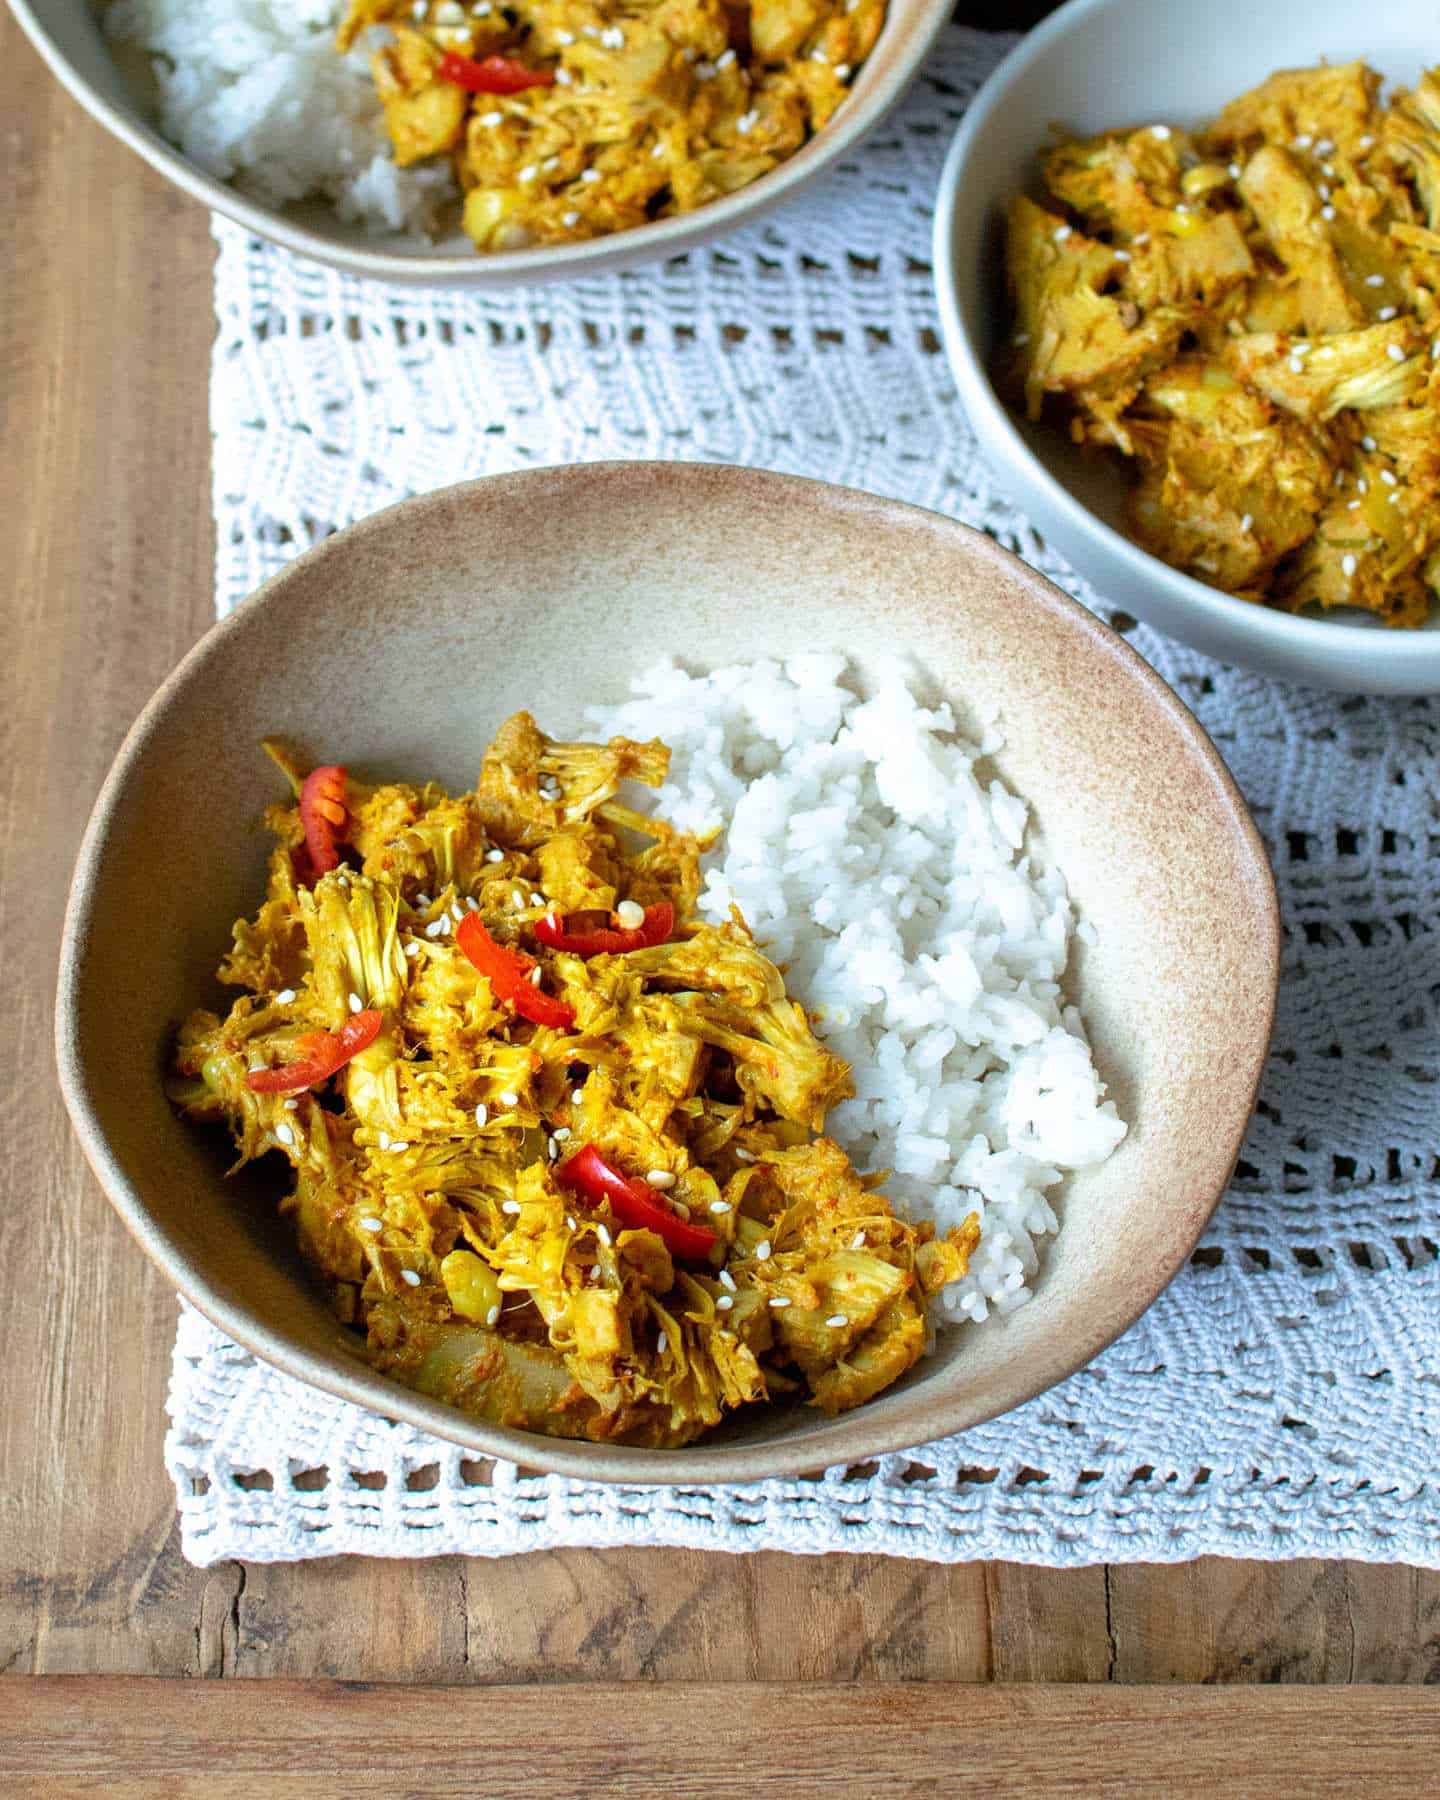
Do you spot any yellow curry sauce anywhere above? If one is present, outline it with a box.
[169,713,978,1448]
[337,0,887,251]
[1002,62,1440,626]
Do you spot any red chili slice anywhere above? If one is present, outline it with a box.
[555,1143,718,1261]
[245,1008,383,1094]
[297,764,349,885]
[437,50,556,94]
[456,912,576,1030]
[533,900,674,958]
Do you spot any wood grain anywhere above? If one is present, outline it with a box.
[8,0,1440,1693]
[3,1678,1437,1795]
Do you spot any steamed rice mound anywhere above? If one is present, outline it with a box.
[587,655,1127,1328]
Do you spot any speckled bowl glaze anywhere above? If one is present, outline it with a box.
[12,0,952,286]
[57,463,1278,1484]
[933,0,1440,694]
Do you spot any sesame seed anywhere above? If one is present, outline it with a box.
[716,1295,734,1311]
[715,46,735,67]
[600,25,624,47]
[1321,205,1335,221]
[1053,225,1071,242]
[347,992,362,1014]
[451,902,464,923]
[390,1141,409,1153]
[596,1223,611,1247]
[552,1126,571,1140]
[435,0,463,19]
[1347,499,1361,510]
[645,1169,676,1188]
[850,1229,866,1250]
[415,893,432,908]
[615,899,645,929]
[379,1130,392,1150]
[478,110,503,127]
[565,1215,576,1230]
[1133,232,1149,246]
[1013,331,1030,346]
[581,168,601,183]
[1316,139,1335,157]
[554,25,573,41]
[1342,554,1358,578]
[734,1147,754,1163]
[656,1331,668,1354]
[1366,273,1385,287]
[511,888,526,908]
[1289,356,1305,374]
[1362,435,1377,451]
[1378,306,1398,321]
[1228,162,1242,179]
[562,211,581,227]
[425,918,446,938]
[1381,468,1398,485]
[825,1313,848,1329]
[1294,134,1313,150]
[1240,513,1253,533]
[1317,183,1330,201]
[410,0,425,15]
[473,0,491,11]
[547,1138,558,1159]
[1359,134,1375,150]
[401,1269,421,1287]
[518,164,538,183]
[501,1200,522,1215]
[1390,490,1402,504]
[275,987,296,1005]
[755,1240,772,1261]
[500,1089,519,1106]
[1174,202,1189,214]
[465,896,479,912]
[1113,249,1131,262]
[1357,478,1368,493]
[768,1296,791,1310]
[359,1216,383,1234]
[474,1104,488,1128]
[571,1088,584,1105]
[486,1305,500,1327]
[718,1268,737,1292]
[834,62,851,80]
[283,1098,299,1111]
[555,67,572,84]
[485,848,504,863]
[528,966,543,985]
[709,1200,730,1215]
[1151,124,1170,140]
[405,941,421,958]
[275,1123,294,1146]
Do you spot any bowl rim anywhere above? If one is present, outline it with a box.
[55,461,1280,1484]
[12,0,954,284]
[930,0,1440,672]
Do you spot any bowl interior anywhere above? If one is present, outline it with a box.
[19,0,950,282]
[58,465,1277,1481]
[944,0,1440,638]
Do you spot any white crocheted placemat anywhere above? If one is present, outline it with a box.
[169,25,1440,1567]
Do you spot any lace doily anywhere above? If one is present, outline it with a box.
[170,25,1440,1567]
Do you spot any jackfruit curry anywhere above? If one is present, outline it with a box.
[336,0,886,251]
[169,714,979,1447]
[1002,62,1440,626]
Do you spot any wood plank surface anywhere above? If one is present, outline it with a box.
[6,0,1440,1696]
[3,1678,1437,1795]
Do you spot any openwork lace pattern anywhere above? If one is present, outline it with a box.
[170,26,1440,1567]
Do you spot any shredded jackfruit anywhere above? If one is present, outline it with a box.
[1002,61,1440,628]
[170,712,979,1447]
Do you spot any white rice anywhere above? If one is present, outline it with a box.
[587,655,1126,1330]
[105,0,452,233]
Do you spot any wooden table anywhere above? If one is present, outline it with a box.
[6,7,1439,1783]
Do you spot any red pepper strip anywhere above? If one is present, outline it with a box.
[245,1009,383,1094]
[556,1143,718,1261]
[297,764,349,885]
[456,911,576,1030]
[533,900,674,958]
[437,50,556,94]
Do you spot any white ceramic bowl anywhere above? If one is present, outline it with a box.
[933,0,1440,695]
[13,0,952,286]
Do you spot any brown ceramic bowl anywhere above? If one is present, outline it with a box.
[57,463,1278,1483]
